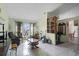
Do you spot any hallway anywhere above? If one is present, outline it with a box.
[6,38,79,56]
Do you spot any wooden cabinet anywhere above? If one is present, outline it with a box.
[47,16,57,33]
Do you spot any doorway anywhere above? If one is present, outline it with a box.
[68,20,78,44]
[58,19,78,45]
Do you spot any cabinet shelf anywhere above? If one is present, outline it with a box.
[47,16,57,33]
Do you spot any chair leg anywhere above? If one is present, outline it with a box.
[3,40,4,47]
[15,48,17,56]
[35,45,39,48]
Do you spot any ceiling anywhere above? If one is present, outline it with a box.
[48,3,79,17]
[2,3,63,22]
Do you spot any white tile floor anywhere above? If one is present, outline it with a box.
[38,42,76,56]
[6,39,79,56]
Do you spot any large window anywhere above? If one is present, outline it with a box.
[22,23,34,38]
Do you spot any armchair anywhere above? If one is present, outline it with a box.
[8,32,20,47]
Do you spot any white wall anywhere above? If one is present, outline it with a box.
[0,4,9,31]
[74,26,78,37]
[9,19,16,33]
[36,10,56,45]
[69,21,74,33]
[0,4,9,47]
[36,11,47,36]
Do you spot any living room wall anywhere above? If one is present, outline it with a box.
[8,18,16,33]
[36,11,56,45]
[0,4,9,32]
[0,4,9,47]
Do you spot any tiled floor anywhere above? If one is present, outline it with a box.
[6,38,79,56]
[6,39,49,56]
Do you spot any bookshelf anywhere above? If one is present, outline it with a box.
[47,16,57,33]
